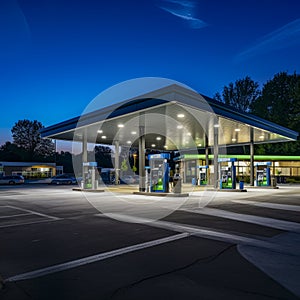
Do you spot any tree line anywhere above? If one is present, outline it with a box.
[214,72,300,155]
[0,71,299,168]
[0,120,113,173]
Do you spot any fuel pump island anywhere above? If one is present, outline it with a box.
[147,153,170,193]
[81,162,99,190]
[198,165,209,185]
[254,162,271,187]
[140,153,188,196]
[218,157,245,191]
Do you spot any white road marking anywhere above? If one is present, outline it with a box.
[0,205,61,229]
[0,190,76,198]
[4,205,60,220]
[0,219,61,229]
[180,207,300,233]
[5,232,190,282]
[231,200,300,212]
[0,213,31,219]
[97,214,298,256]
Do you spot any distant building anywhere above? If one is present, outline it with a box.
[0,162,63,178]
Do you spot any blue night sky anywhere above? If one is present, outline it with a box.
[1,0,300,148]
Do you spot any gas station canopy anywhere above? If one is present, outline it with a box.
[41,84,298,149]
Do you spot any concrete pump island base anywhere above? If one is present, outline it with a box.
[40,82,298,195]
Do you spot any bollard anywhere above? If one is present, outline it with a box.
[239,181,244,190]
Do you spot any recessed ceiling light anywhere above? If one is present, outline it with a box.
[235,128,240,132]
[187,132,191,136]
[118,124,124,128]
[198,143,202,147]
[156,137,161,140]
[101,136,106,139]
[214,124,220,128]
[232,138,237,142]
[259,135,264,139]
[177,114,185,118]
[151,144,156,147]
[97,130,103,133]
[131,131,137,135]
[177,125,183,129]
[164,145,168,149]
[126,141,131,144]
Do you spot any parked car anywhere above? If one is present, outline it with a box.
[133,175,140,183]
[0,175,25,185]
[122,175,135,184]
[49,174,77,185]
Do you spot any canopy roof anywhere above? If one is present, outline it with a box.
[41,84,298,150]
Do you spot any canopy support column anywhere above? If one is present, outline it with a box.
[82,129,88,188]
[138,126,145,192]
[205,134,209,166]
[114,140,120,185]
[213,119,219,189]
[250,128,254,186]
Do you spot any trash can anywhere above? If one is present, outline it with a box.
[271,177,277,187]
[239,181,244,190]
[173,178,182,193]
[192,177,196,186]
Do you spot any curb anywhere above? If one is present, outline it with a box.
[206,188,247,192]
[133,192,189,197]
[246,186,279,189]
[217,189,247,192]
[72,188,105,193]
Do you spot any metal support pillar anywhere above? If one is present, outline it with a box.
[213,120,219,189]
[114,140,120,185]
[183,160,186,183]
[250,128,254,186]
[82,129,88,188]
[205,135,209,166]
[138,126,145,192]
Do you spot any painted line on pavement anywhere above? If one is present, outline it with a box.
[4,205,61,221]
[98,213,299,256]
[5,232,190,282]
[180,207,300,233]
[0,213,31,219]
[0,219,61,229]
[231,200,300,212]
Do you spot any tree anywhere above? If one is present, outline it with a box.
[214,76,260,112]
[252,72,300,130]
[56,151,74,173]
[11,119,54,160]
[94,145,113,168]
[252,72,300,155]
[0,142,29,161]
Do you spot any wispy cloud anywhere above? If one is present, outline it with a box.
[236,18,300,61]
[158,0,207,29]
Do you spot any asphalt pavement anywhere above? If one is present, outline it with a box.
[0,184,299,300]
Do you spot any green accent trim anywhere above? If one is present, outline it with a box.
[175,154,300,161]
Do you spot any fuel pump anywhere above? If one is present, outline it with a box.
[82,162,98,189]
[148,153,170,193]
[198,165,209,185]
[218,158,237,189]
[255,162,271,186]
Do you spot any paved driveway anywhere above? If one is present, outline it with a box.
[0,184,299,299]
